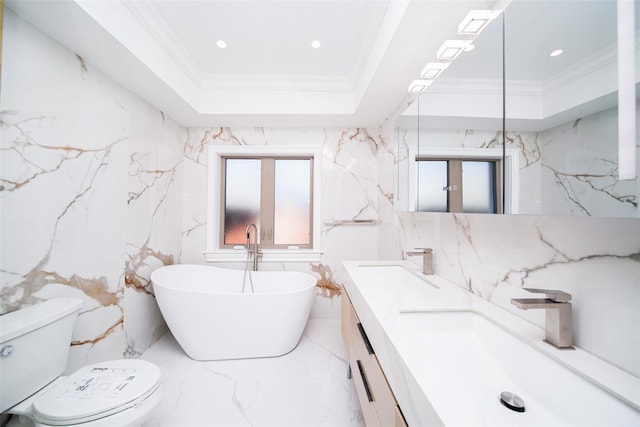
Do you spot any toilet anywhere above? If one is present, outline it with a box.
[0,298,162,427]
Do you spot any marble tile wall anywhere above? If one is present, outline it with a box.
[0,10,184,370]
[540,106,639,217]
[400,105,639,217]
[180,127,392,318]
[380,212,640,377]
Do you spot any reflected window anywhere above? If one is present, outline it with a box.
[221,156,313,248]
[416,160,448,212]
[462,161,496,213]
[416,158,499,213]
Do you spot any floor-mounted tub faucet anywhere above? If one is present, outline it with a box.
[406,248,433,275]
[245,223,262,271]
[511,288,574,349]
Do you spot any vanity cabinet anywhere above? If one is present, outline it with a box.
[342,294,408,427]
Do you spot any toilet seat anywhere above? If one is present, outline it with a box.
[32,359,161,426]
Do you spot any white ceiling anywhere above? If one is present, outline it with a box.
[4,0,505,128]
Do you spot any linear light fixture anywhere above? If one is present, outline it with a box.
[408,79,434,94]
[458,10,500,35]
[618,0,637,180]
[436,40,471,61]
[420,62,450,79]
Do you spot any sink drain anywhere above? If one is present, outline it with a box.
[500,391,525,413]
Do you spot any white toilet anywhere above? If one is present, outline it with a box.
[0,298,162,427]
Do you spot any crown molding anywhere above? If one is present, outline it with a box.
[121,0,205,85]
[429,78,542,96]
[200,74,353,92]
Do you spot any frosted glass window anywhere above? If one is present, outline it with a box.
[224,159,261,245]
[416,160,448,212]
[274,159,311,245]
[462,161,496,213]
[220,155,314,249]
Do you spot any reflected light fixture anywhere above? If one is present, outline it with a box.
[549,49,564,57]
[311,40,322,49]
[458,10,501,35]
[420,62,450,79]
[408,79,434,94]
[216,40,228,49]
[437,40,471,61]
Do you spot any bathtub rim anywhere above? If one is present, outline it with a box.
[150,264,319,296]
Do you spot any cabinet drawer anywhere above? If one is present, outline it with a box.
[349,356,379,426]
[342,294,407,426]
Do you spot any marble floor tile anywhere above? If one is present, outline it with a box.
[141,319,364,427]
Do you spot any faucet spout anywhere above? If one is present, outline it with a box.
[245,223,261,271]
[511,288,574,349]
[406,248,433,275]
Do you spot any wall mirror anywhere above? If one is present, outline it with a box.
[394,0,639,217]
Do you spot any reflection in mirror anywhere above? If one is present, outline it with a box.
[395,0,639,218]
[395,8,509,213]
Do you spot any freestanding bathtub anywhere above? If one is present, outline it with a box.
[150,264,317,361]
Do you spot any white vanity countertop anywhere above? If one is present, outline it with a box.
[342,261,640,426]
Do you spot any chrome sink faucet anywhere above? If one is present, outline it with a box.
[245,223,262,271]
[511,288,574,349]
[406,248,433,275]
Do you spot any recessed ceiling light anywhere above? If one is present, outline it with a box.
[420,62,450,79]
[464,44,476,52]
[550,49,564,57]
[437,40,471,61]
[408,79,434,94]
[311,40,322,49]
[216,40,228,49]
[458,10,501,35]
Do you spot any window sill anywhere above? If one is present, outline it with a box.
[204,248,323,264]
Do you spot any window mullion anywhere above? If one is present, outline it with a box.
[260,158,276,248]
[449,160,463,213]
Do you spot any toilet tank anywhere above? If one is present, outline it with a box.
[0,298,83,413]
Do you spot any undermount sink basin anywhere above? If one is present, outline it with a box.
[397,310,640,426]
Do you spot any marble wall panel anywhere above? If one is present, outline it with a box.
[1,10,183,370]
[539,106,639,217]
[400,104,639,217]
[388,212,640,377]
[123,103,184,359]
[180,127,388,318]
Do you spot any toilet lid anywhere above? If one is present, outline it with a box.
[33,359,161,426]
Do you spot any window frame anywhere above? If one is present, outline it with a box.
[415,157,501,213]
[219,155,314,249]
[406,147,520,214]
[206,145,323,263]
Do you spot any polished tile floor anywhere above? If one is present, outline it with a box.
[141,319,364,427]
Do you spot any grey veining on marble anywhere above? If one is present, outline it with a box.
[398,104,639,217]
[1,9,183,369]
[540,108,639,217]
[391,211,640,377]
[141,319,364,427]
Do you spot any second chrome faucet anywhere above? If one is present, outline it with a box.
[406,248,433,275]
[512,288,574,349]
